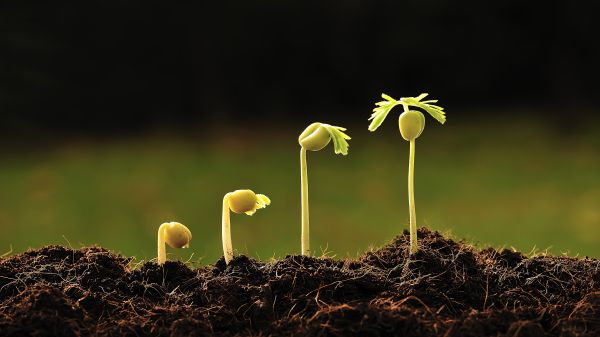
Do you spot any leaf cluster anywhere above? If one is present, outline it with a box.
[368,93,446,131]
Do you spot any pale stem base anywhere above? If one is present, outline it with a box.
[222,194,234,264]
[408,139,418,254]
[157,223,167,264]
[300,147,310,256]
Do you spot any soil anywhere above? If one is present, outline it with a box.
[1,228,599,337]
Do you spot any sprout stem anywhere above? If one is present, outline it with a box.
[157,223,167,264]
[300,147,310,256]
[222,193,234,263]
[408,138,417,254]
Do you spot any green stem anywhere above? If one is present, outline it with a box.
[300,147,310,256]
[408,138,417,254]
[222,194,233,264]
[401,102,409,113]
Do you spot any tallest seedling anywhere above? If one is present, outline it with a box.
[368,93,447,254]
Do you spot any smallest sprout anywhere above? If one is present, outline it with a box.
[157,222,192,265]
[222,189,271,264]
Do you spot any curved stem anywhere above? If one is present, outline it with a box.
[408,139,417,254]
[300,147,310,256]
[157,223,167,264]
[222,194,234,264]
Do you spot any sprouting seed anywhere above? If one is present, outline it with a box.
[368,93,447,254]
[157,222,192,264]
[222,189,271,264]
[298,122,351,256]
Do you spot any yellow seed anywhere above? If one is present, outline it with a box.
[228,189,259,214]
[164,222,192,248]
[399,110,425,141]
[298,123,331,151]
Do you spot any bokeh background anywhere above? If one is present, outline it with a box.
[1,1,599,263]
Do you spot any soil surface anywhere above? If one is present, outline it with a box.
[1,228,599,337]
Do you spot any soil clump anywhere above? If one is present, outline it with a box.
[1,228,599,336]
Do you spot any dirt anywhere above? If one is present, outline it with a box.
[1,228,599,337]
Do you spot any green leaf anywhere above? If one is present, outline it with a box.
[368,93,401,132]
[369,92,447,131]
[414,93,429,101]
[413,102,446,124]
[322,124,351,155]
[401,93,446,124]
[381,93,397,102]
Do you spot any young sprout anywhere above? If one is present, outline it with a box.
[298,122,351,256]
[222,189,271,264]
[368,93,446,254]
[157,222,192,264]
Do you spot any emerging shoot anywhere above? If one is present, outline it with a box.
[157,222,192,264]
[222,189,271,264]
[368,93,447,254]
[298,122,351,256]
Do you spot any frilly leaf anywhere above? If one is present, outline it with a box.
[381,93,397,102]
[401,93,446,124]
[256,194,271,208]
[369,92,446,130]
[244,194,271,216]
[321,124,351,155]
[368,93,401,132]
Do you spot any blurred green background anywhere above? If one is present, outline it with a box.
[1,116,599,263]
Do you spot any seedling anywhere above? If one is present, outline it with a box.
[298,122,350,256]
[222,189,271,264]
[157,222,192,264]
[368,93,446,254]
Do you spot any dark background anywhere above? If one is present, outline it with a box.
[1,1,600,261]
[1,1,598,138]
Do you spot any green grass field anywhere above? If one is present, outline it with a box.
[1,117,599,263]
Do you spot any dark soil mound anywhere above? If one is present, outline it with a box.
[1,228,599,336]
